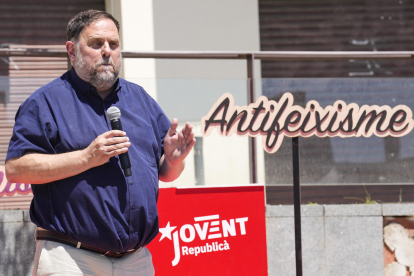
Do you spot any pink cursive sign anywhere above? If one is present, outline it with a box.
[0,166,32,197]
[202,93,414,153]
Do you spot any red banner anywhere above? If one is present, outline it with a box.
[147,185,268,276]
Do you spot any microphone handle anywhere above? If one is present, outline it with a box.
[110,119,132,177]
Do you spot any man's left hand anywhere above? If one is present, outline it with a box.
[164,118,196,165]
[159,118,196,182]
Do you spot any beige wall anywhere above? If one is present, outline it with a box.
[152,0,261,79]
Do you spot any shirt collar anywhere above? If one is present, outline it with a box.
[68,67,122,99]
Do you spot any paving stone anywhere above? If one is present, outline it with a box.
[266,216,325,276]
[382,203,414,216]
[325,216,383,276]
[0,222,36,276]
[324,204,381,217]
[266,205,323,218]
[23,210,32,222]
[0,210,23,222]
[302,205,324,217]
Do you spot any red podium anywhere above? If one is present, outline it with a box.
[147,185,268,276]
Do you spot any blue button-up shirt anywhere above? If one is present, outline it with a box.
[6,69,170,253]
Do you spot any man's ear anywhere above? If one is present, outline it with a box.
[66,41,76,63]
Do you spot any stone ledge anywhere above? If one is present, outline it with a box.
[0,210,24,222]
[23,210,32,222]
[382,203,414,216]
[266,204,323,217]
[266,204,384,217]
[324,204,382,217]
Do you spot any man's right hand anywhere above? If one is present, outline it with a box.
[6,130,131,184]
[83,130,131,168]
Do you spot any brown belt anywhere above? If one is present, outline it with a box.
[35,228,142,258]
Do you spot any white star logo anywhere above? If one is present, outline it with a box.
[159,221,177,241]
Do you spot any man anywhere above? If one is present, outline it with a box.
[5,10,195,276]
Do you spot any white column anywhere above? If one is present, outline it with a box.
[107,0,157,100]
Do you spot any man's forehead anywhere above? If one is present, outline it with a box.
[86,35,119,41]
[80,19,119,40]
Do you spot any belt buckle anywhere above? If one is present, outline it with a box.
[104,246,142,258]
[104,251,123,258]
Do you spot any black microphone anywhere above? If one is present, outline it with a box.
[106,106,132,177]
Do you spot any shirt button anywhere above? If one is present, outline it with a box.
[129,181,133,185]
[130,227,134,232]
[132,204,136,210]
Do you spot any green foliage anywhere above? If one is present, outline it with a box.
[399,188,403,203]
[344,185,403,204]
[344,185,379,204]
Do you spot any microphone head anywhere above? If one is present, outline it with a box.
[107,106,121,121]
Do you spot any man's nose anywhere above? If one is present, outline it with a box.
[102,41,111,57]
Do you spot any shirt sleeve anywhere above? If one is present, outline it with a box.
[6,96,58,162]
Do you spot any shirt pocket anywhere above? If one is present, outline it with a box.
[131,125,157,166]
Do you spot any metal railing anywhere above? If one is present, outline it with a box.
[2,48,414,59]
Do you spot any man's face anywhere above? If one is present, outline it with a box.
[73,18,122,91]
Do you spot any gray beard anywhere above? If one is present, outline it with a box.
[74,47,122,91]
